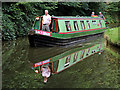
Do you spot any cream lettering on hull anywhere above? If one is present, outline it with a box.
[35,29,51,36]
[34,59,50,67]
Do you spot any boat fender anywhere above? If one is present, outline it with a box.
[36,17,40,20]
[99,52,101,55]
[99,50,102,55]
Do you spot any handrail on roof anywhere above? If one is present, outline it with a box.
[39,15,101,19]
[51,16,101,19]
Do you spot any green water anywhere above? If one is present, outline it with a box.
[2,35,120,88]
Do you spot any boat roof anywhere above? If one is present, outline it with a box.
[40,15,102,19]
[52,16,101,18]
[52,16,102,20]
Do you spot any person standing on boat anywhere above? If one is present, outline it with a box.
[42,10,51,32]
[98,12,106,21]
[41,65,51,83]
[91,12,95,17]
[91,12,98,17]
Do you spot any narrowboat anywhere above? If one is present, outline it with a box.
[32,41,104,74]
[28,16,106,47]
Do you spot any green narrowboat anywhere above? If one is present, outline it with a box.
[32,41,104,74]
[28,16,106,46]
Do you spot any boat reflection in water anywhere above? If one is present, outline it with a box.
[31,36,104,74]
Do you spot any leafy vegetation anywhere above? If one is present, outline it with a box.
[105,27,120,46]
[2,2,120,40]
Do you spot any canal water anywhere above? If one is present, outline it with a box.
[2,34,120,88]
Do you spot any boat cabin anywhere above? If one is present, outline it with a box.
[34,16,106,33]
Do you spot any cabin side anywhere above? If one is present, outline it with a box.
[57,17,106,33]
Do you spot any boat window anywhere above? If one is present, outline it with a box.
[64,55,71,67]
[65,21,71,31]
[80,50,85,59]
[92,50,94,53]
[92,49,96,53]
[73,53,78,63]
[86,48,90,56]
[73,21,79,30]
[86,21,90,29]
[99,20,102,28]
[80,21,85,30]
[92,20,97,25]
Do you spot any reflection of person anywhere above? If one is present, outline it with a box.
[42,10,51,32]
[98,12,106,21]
[41,65,51,83]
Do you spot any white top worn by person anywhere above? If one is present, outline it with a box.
[43,14,51,25]
[42,10,51,32]
[42,67,51,78]
[41,65,51,83]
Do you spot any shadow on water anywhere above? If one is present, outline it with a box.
[2,33,120,88]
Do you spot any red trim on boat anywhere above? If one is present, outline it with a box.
[52,62,54,73]
[40,17,43,30]
[55,20,58,32]
[55,61,57,72]
[59,27,106,34]
[52,19,55,32]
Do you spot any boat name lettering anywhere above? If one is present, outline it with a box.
[35,30,51,36]
[34,59,50,67]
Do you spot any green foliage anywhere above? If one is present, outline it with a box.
[2,2,120,40]
[105,27,120,46]
[2,14,16,40]
[2,2,59,40]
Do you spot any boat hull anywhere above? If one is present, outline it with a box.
[28,31,104,47]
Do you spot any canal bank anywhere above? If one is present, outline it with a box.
[104,27,120,47]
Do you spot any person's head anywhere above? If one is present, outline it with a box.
[92,12,94,15]
[99,12,101,15]
[45,10,48,15]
